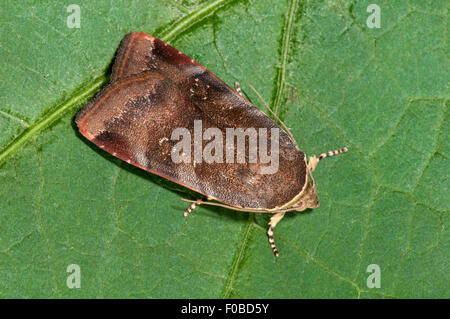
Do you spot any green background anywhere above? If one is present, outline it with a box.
[0,0,448,298]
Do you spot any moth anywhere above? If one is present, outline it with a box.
[76,32,347,256]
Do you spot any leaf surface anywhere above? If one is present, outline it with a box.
[0,0,448,298]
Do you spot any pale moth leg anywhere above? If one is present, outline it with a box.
[234,81,243,96]
[308,147,348,172]
[268,211,286,257]
[183,197,207,217]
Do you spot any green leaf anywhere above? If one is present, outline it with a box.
[0,0,447,298]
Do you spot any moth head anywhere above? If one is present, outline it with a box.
[287,168,319,212]
[298,170,320,210]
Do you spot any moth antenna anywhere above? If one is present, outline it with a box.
[182,197,207,217]
[268,212,286,257]
[309,147,348,172]
[247,83,299,150]
[318,147,348,160]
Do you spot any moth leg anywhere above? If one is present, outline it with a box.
[234,81,243,96]
[308,147,348,172]
[183,197,208,217]
[268,211,286,257]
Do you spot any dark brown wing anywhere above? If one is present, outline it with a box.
[76,32,306,210]
[111,32,207,82]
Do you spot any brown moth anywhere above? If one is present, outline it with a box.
[76,32,347,256]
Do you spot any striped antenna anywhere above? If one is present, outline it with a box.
[267,225,279,257]
[318,147,348,160]
[309,147,348,172]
